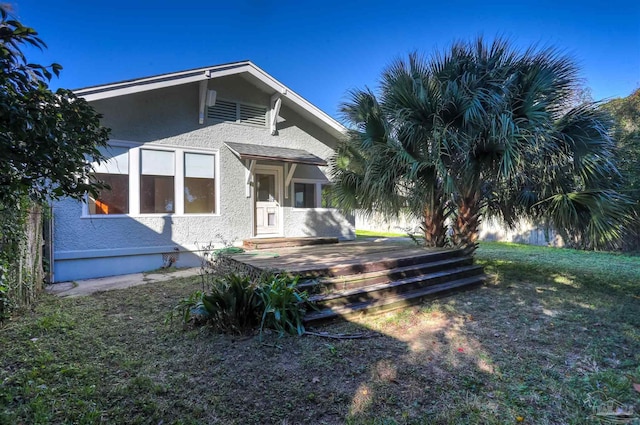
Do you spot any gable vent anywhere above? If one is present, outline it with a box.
[207,100,237,122]
[240,104,267,126]
[207,99,267,127]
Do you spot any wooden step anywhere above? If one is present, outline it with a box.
[303,275,487,324]
[297,248,465,278]
[298,256,474,293]
[308,265,484,307]
[243,237,339,250]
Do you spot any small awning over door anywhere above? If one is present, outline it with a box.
[224,142,327,166]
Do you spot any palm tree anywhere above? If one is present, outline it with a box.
[490,103,629,249]
[332,38,629,253]
[332,87,450,247]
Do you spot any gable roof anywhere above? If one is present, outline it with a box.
[74,61,347,139]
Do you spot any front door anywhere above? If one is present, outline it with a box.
[254,170,280,235]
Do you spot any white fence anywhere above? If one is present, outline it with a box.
[356,211,564,247]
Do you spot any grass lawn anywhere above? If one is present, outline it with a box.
[1,242,639,424]
[355,229,408,238]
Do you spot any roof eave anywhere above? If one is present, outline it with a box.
[74,61,347,138]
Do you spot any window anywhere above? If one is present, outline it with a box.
[87,145,218,217]
[294,183,315,208]
[207,99,267,127]
[293,181,334,208]
[140,149,175,214]
[184,153,215,214]
[88,146,129,215]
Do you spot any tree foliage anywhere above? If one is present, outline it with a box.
[603,88,640,250]
[603,89,640,203]
[331,38,630,252]
[0,6,110,318]
[0,5,109,204]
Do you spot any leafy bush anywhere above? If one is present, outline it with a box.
[166,290,207,325]
[202,273,261,334]
[257,274,309,336]
[169,272,310,336]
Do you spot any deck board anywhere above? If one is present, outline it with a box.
[242,236,339,250]
[229,240,454,275]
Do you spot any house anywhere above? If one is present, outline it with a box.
[51,61,355,283]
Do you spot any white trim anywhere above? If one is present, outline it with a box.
[284,163,297,199]
[80,74,206,102]
[290,208,336,213]
[291,178,331,209]
[74,61,347,139]
[198,80,208,124]
[175,151,185,214]
[129,147,140,215]
[270,93,282,135]
[55,245,192,260]
[245,159,256,198]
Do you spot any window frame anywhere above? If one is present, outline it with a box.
[183,151,217,215]
[290,178,334,210]
[87,144,130,215]
[140,148,176,214]
[83,141,220,218]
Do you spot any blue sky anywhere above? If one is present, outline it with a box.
[11,0,640,119]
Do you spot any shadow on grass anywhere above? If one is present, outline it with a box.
[1,248,639,424]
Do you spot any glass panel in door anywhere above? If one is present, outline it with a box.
[255,172,279,235]
[256,174,275,202]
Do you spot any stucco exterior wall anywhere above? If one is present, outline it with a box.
[52,75,351,282]
[284,209,355,239]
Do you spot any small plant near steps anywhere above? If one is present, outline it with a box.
[167,272,312,337]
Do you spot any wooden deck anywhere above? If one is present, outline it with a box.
[227,239,486,322]
[242,236,339,250]
[229,239,450,276]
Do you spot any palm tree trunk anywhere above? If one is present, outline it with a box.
[451,191,482,255]
[422,202,448,247]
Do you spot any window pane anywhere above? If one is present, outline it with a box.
[141,149,175,214]
[294,183,315,208]
[257,174,276,202]
[185,153,214,178]
[89,173,129,214]
[141,150,174,176]
[93,146,129,175]
[184,153,215,214]
[140,175,174,213]
[184,177,215,214]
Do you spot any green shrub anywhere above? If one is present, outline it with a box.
[166,290,207,325]
[257,274,309,337]
[169,272,310,337]
[201,273,261,334]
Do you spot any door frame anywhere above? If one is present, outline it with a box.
[251,164,284,237]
